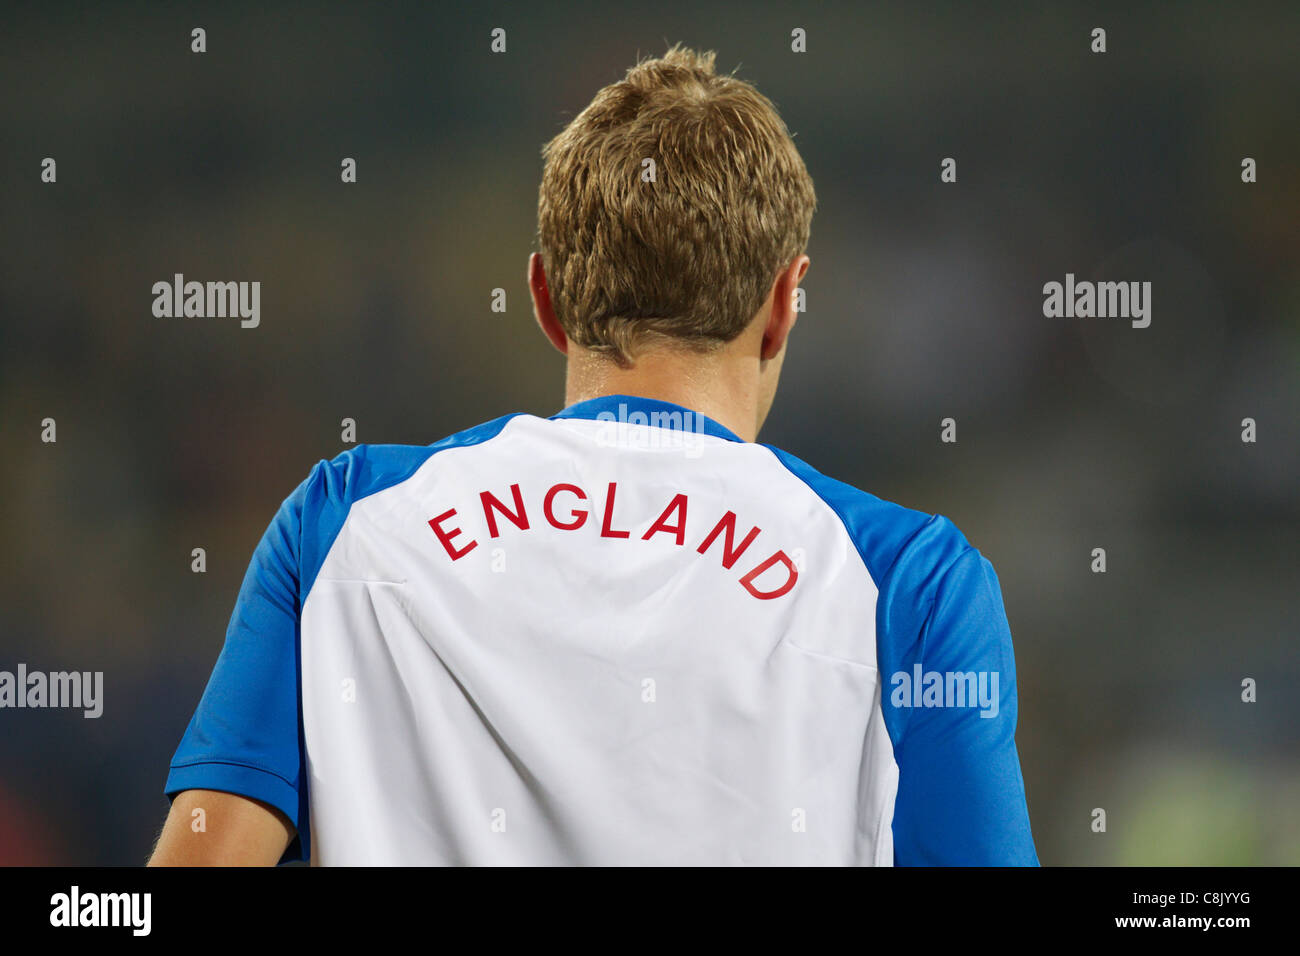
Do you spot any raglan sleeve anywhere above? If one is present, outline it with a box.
[163,468,315,863]
[886,546,1039,866]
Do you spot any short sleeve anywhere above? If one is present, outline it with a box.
[164,473,312,863]
[886,547,1039,866]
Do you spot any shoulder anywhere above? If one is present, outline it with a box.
[274,413,524,586]
[297,413,525,510]
[759,442,975,592]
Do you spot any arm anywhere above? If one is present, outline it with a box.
[148,789,294,866]
[887,547,1038,865]
[158,467,319,865]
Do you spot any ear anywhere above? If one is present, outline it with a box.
[760,254,810,361]
[529,252,568,355]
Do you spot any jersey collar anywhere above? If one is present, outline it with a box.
[549,394,745,443]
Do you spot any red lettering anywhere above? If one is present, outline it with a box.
[428,508,478,561]
[543,483,589,530]
[480,484,530,538]
[739,551,799,600]
[696,511,760,569]
[642,494,688,545]
[600,482,631,538]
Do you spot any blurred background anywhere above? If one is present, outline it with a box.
[1,1,1296,865]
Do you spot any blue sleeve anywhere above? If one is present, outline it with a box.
[885,547,1038,866]
[164,471,313,863]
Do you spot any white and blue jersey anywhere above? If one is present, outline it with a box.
[165,394,1038,865]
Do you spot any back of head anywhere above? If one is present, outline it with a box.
[538,44,816,366]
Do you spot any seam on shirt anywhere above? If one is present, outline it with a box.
[900,544,981,750]
[783,638,881,672]
[168,757,298,791]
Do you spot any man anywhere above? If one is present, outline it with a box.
[150,44,1037,866]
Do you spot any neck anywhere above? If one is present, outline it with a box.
[563,344,762,442]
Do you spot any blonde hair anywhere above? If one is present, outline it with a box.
[537,44,816,366]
